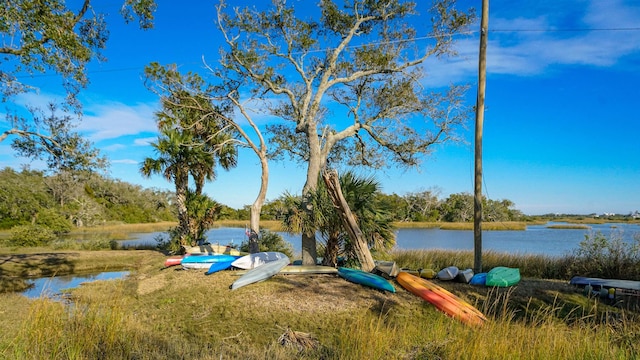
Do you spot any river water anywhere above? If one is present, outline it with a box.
[122,222,640,258]
[22,271,130,300]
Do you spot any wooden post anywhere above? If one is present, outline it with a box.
[322,169,376,272]
[474,0,489,274]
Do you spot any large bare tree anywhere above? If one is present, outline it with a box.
[216,0,474,264]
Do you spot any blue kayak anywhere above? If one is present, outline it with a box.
[338,267,396,293]
[205,260,234,275]
[181,254,240,270]
[469,272,487,286]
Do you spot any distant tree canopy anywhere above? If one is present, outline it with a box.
[0,167,175,231]
[265,191,525,224]
[0,167,526,234]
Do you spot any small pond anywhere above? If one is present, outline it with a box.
[22,271,130,300]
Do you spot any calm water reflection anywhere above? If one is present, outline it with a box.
[22,271,130,300]
[122,223,640,258]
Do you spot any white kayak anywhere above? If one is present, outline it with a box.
[231,252,289,270]
[230,257,290,290]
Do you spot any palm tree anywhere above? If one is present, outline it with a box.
[186,190,221,242]
[140,129,193,246]
[336,172,395,264]
[280,171,395,267]
[141,67,239,249]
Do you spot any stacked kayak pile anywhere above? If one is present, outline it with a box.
[432,265,521,288]
[392,264,520,326]
[163,252,525,327]
[163,250,343,291]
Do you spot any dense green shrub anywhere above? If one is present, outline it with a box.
[9,225,56,247]
[240,229,294,259]
[36,208,72,235]
[568,231,640,280]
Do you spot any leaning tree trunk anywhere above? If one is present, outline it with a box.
[322,169,375,272]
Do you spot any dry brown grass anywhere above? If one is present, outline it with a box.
[3,248,640,359]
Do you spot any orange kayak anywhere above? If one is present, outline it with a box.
[396,272,487,326]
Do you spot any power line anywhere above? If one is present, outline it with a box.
[492,27,640,33]
[10,25,640,79]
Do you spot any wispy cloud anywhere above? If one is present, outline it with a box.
[134,137,157,146]
[112,159,139,164]
[102,143,126,152]
[79,102,158,141]
[423,0,640,86]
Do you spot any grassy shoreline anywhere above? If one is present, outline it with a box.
[1,246,639,358]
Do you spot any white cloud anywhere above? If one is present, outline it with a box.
[112,159,139,164]
[102,143,126,152]
[134,137,157,146]
[79,102,158,141]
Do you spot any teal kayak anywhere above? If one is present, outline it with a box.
[486,267,520,287]
[338,267,396,293]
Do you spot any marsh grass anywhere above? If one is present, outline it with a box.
[2,248,640,359]
[547,224,591,230]
[394,221,529,230]
[68,221,177,235]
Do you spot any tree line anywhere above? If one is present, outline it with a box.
[0,167,525,232]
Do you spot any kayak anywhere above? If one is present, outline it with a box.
[373,260,399,278]
[456,268,474,283]
[164,255,184,267]
[570,276,640,297]
[486,267,520,287]
[277,265,338,275]
[420,269,437,279]
[231,252,289,270]
[396,271,486,326]
[231,265,338,276]
[230,257,290,290]
[205,260,235,275]
[184,244,247,256]
[338,267,396,293]
[469,272,487,286]
[437,266,459,281]
[181,254,241,270]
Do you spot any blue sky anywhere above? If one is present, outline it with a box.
[1,0,639,215]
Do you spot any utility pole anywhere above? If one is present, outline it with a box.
[474,0,489,274]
